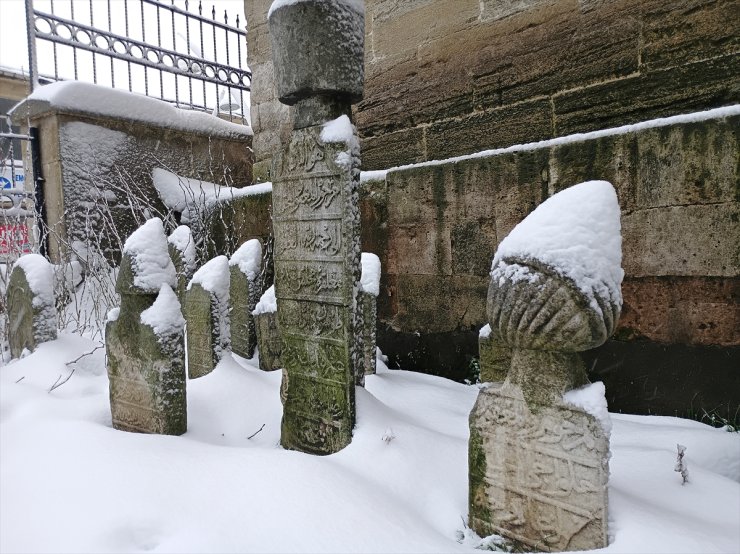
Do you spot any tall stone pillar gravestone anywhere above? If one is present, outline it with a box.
[7,254,57,359]
[229,239,262,359]
[268,0,364,454]
[106,218,187,435]
[469,181,623,552]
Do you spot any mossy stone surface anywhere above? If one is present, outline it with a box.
[7,262,57,359]
[183,284,219,379]
[106,297,187,436]
[229,265,259,359]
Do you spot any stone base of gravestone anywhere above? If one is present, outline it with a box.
[479,332,511,383]
[469,383,609,552]
[230,265,259,359]
[254,311,282,371]
[360,290,377,377]
[106,310,187,435]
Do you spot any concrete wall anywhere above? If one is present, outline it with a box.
[12,90,253,264]
[246,0,739,173]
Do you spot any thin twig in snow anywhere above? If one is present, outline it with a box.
[247,424,265,440]
[48,343,104,393]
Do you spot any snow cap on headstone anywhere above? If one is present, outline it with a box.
[120,218,177,294]
[488,180,623,351]
[229,239,262,280]
[168,225,197,276]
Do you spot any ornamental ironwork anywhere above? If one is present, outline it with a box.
[25,0,251,119]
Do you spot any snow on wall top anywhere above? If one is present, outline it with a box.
[167,225,197,276]
[188,255,230,301]
[123,218,177,292]
[141,284,185,338]
[17,81,252,139]
[152,168,271,222]
[229,239,262,280]
[360,252,381,296]
[252,285,276,315]
[15,254,54,308]
[363,104,740,180]
[492,180,623,313]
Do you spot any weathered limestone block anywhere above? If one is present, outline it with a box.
[269,0,364,107]
[253,285,282,371]
[7,254,57,358]
[359,252,381,379]
[470,181,623,551]
[167,225,197,300]
[229,239,263,359]
[184,256,231,379]
[478,324,510,383]
[269,0,364,455]
[106,218,186,435]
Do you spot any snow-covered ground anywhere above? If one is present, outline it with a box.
[1,335,738,553]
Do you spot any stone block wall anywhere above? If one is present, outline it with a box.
[362,111,739,420]
[245,0,739,173]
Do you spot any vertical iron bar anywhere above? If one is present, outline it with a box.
[107,0,114,88]
[236,19,244,120]
[137,0,145,94]
[224,13,231,117]
[212,5,218,116]
[24,0,39,90]
[70,0,78,80]
[171,0,178,106]
[50,0,59,81]
[89,0,97,84]
[185,0,193,109]
[29,127,48,257]
[157,3,164,100]
[199,1,206,111]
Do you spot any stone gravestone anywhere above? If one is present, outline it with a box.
[358,252,381,380]
[269,0,364,454]
[253,284,282,372]
[106,218,187,435]
[229,239,263,359]
[168,225,197,300]
[7,254,57,359]
[469,181,623,552]
[184,255,230,379]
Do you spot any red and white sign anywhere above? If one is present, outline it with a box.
[0,222,32,257]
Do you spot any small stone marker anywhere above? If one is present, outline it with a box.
[358,252,381,382]
[106,218,187,435]
[168,225,197,300]
[478,324,510,383]
[469,181,623,552]
[7,254,57,358]
[269,0,364,454]
[253,284,282,372]
[229,239,263,359]
[184,255,230,379]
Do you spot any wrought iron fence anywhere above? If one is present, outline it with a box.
[25,0,251,120]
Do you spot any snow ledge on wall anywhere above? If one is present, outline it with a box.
[12,81,252,140]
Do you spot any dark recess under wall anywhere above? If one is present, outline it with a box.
[378,329,740,425]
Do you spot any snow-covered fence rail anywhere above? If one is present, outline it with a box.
[25,0,251,120]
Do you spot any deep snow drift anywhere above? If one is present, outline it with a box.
[0,336,738,554]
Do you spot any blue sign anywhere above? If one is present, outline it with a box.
[0,177,12,189]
